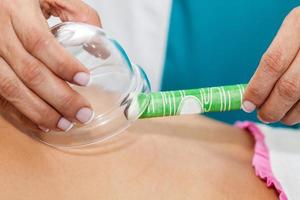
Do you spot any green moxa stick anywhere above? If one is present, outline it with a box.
[132,84,247,119]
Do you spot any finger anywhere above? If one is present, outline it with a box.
[41,0,102,27]
[257,52,300,123]
[281,100,300,126]
[243,8,300,112]
[0,58,73,131]
[10,7,91,86]
[0,27,94,125]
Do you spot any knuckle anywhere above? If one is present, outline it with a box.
[276,78,298,100]
[55,57,71,74]
[246,86,264,104]
[55,57,83,81]
[54,56,78,80]
[261,51,285,76]
[0,77,20,99]
[27,35,50,53]
[58,93,82,113]
[21,59,44,86]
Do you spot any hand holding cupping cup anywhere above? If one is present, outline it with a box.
[243,7,300,125]
[0,0,101,132]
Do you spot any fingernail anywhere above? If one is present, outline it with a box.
[38,126,50,133]
[76,107,94,124]
[57,117,74,132]
[73,72,90,86]
[257,115,270,124]
[242,101,256,113]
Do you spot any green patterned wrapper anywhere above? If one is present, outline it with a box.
[136,84,247,119]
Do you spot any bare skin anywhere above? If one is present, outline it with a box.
[0,115,277,200]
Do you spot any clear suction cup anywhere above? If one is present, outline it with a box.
[34,22,151,148]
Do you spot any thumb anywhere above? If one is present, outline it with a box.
[40,0,102,27]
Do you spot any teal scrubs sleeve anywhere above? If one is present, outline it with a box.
[162,0,300,125]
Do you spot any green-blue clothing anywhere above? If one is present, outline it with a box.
[162,0,300,125]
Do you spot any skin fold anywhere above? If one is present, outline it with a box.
[0,115,277,199]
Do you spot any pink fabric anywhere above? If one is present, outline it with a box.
[235,121,288,200]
